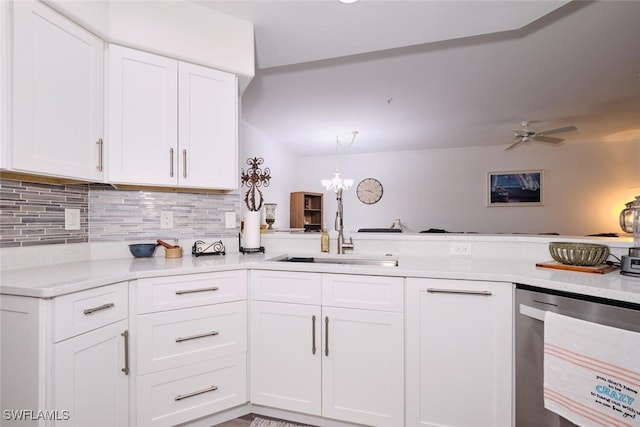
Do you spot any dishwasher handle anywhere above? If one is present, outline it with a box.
[519,304,547,322]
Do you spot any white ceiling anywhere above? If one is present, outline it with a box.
[199,1,640,156]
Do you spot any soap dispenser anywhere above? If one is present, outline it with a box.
[321,229,330,253]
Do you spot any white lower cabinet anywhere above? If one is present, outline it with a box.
[250,270,404,427]
[2,267,516,427]
[405,278,513,427]
[132,271,248,426]
[321,306,404,427]
[0,283,129,427]
[54,319,129,427]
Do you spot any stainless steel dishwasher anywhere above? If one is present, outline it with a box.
[515,284,640,427]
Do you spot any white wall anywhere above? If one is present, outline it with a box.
[239,121,638,236]
[296,139,639,236]
[240,121,299,229]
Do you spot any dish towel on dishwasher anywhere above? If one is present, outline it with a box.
[543,311,640,427]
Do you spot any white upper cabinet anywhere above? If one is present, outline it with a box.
[108,44,238,190]
[178,62,237,189]
[11,0,104,181]
[107,45,178,187]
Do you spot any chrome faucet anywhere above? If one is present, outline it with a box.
[334,188,354,254]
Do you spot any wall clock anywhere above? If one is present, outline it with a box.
[356,178,383,204]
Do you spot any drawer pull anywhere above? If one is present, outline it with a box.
[175,286,219,295]
[175,330,219,343]
[83,302,115,315]
[426,288,492,296]
[175,385,218,401]
[121,330,130,375]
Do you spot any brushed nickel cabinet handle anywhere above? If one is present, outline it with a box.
[169,148,175,177]
[425,288,492,296]
[324,316,329,357]
[175,385,218,401]
[175,286,219,295]
[182,149,187,178]
[96,138,103,171]
[83,302,114,315]
[121,330,130,375]
[175,330,219,343]
[312,315,317,355]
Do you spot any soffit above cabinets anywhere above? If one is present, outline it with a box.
[197,1,570,69]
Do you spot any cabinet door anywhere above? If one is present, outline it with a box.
[405,278,513,427]
[178,62,237,189]
[322,307,404,427]
[54,319,129,427]
[12,0,104,181]
[250,301,321,415]
[108,44,178,186]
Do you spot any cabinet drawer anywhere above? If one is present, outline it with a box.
[322,274,404,312]
[54,282,128,342]
[137,301,247,375]
[136,270,247,314]
[250,270,321,305]
[136,353,247,427]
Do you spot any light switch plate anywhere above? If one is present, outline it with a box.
[64,208,81,230]
[225,211,236,229]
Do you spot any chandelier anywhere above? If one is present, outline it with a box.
[321,131,357,192]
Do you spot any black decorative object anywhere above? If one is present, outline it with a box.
[238,233,265,254]
[191,240,226,257]
[240,157,272,212]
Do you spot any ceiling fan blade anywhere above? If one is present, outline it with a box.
[537,125,577,136]
[505,140,522,151]
[533,135,564,143]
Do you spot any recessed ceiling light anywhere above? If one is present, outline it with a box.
[338,0,359,4]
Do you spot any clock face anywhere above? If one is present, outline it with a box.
[356,178,383,204]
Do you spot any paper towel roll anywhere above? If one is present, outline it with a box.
[244,211,261,249]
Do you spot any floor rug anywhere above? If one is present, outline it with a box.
[249,416,313,427]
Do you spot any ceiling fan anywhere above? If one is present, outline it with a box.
[505,121,577,151]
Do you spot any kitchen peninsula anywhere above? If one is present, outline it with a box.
[1,233,638,427]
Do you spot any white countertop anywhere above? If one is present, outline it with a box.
[2,250,639,304]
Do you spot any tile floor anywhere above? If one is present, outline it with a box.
[215,416,252,427]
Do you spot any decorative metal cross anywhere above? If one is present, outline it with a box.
[241,157,272,212]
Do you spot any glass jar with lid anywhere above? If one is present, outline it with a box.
[620,195,640,246]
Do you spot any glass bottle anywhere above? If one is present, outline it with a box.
[321,228,330,253]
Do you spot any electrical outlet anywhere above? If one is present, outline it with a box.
[64,208,81,230]
[451,242,471,255]
[160,211,173,229]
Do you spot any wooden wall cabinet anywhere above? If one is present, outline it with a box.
[290,192,323,232]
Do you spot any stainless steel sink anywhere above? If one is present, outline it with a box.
[268,254,398,267]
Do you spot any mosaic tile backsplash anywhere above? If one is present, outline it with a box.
[0,179,89,248]
[0,179,241,248]
[89,185,241,242]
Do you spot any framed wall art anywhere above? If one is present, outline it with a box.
[488,170,543,206]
